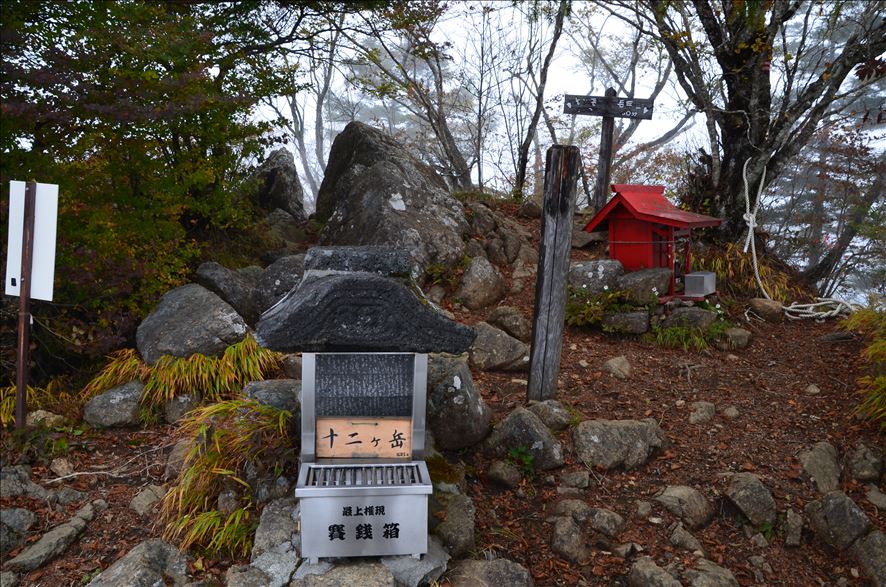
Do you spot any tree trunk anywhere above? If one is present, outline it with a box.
[514,0,568,198]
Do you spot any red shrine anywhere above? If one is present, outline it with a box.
[583,184,722,296]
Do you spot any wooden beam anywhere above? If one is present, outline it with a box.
[15,181,37,429]
[528,145,581,402]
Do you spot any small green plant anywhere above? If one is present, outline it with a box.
[646,325,710,351]
[757,520,775,541]
[565,287,636,327]
[507,445,536,479]
[80,335,282,420]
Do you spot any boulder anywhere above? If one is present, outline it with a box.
[83,381,143,428]
[49,457,74,478]
[250,148,306,221]
[255,272,475,354]
[129,485,166,516]
[163,394,198,424]
[0,466,48,501]
[225,565,273,587]
[292,561,394,587]
[501,231,524,264]
[799,441,841,493]
[683,559,739,587]
[804,490,870,550]
[602,355,631,379]
[381,535,449,587]
[316,122,468,275]
[0,572,18,587]
[617,269,671,305]
[568,260,624,295]
[433,494,475,558]
[261,209,302,246]
[662,307,717,330]
[526,400,572,431]
[785,508,803,547]
[512,244,538,278]
[552,499,593,523]
[670,522,704,554]
[560,470,590,489]
[468,322,530,372]
[243,380,300,414]
[252,254,306,317]
[485,238,509,266]
[689,401,716,424]
[725,473,776,526]
[195,262,255,322]
[456,257,506,311]
[589,508,625,538]
[852,530,886,587]
[427,356,491,450]
[86,539,190,587]
[572,419,665,470]
[447,558,535,587]
[483,408,564,471]
[165,438,194,481]
[518,199,542,218]
[1,521,23,557]
[748,298,783,322]
[602,311,650,335]
[867,484,886,511]
[25,410,66,428]
[0,508,36,535]
[7,500,105,572]
[249,498,299,587]
[551,516,587,563]
[654,486,714,529]
[487,460,522,488]
[628,557,681,587]
[848,443,883,483]
[136,284,247,365]
[715,327,751,350]
[487,306,532,343]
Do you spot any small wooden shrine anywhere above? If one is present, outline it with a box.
[583,184,722,296]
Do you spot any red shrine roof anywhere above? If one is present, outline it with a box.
[583,184,722,232]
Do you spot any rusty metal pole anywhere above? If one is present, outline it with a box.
[15,181,37,429]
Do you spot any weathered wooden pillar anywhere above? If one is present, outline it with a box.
[528,145,580,401]
[593,87,617,211]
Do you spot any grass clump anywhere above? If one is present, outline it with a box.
[845,297,886,429]
[646,318,736,352]
[692,242,807,302]
[80,335,282,418]
[1,379,80,427]
[565,287,636,327]
[161,398,296,557]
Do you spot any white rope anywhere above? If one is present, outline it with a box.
[740,157,856,320]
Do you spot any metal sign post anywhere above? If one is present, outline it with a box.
[15,182,37,429]
[564,88,655,211]
[6,180,59,428]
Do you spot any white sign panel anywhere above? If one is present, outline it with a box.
[5,181,59,301]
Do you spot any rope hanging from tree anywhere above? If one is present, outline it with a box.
[740,158,857,321]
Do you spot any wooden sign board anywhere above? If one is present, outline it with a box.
[316,417,412,459]
[563,94,654,120]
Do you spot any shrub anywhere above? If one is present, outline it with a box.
[161,398,296,557]
[845,297,886,428]
[80,335,282,419]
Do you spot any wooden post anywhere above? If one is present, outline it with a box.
[528,145,580,402]
[15,181,37,429]
[593,88,617,211]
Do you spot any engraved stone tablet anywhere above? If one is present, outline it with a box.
[315,354,413,418]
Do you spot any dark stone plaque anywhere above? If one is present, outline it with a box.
[315,354,413,417]
[305,246,413,277]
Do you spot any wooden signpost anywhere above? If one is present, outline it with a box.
[564,88,654,210]
[527,145,581,401]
